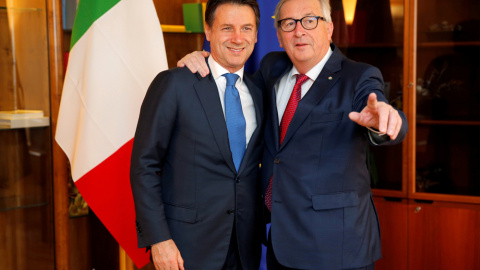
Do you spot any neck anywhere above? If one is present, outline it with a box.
[293,45,332,74]
[294,63,315,75]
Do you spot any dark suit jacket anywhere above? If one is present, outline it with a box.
[255,44,408,270]
[130,66,264,270]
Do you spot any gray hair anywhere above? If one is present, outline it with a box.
[273,0,332,29]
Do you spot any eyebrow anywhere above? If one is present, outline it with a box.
[218,23,255,28]
[282,12,317,19]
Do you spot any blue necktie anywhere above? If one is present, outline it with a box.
[223,73,246,172]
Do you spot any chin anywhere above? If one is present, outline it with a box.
[228,59,246,67]
[295,50,315,59]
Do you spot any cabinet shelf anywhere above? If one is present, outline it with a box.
[409,192,480,204]
[418,41,480,47]
[0,117,50,130]
[338,43,403,48]
[0,6,42,12]
[161,24,187,33]
[0,196,48,212]
[416,119,480,126]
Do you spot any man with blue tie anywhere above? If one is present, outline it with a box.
[129,1,264,269]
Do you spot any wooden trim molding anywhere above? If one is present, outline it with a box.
[46,0,70,269]
[405,0,417,197]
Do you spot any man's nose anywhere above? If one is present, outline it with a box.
[293,21,306,36]
[231,30,243,43]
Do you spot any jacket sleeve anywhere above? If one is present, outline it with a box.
[130,70,177,248]
[352,65,408,146]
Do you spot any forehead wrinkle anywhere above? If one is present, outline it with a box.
[280,0,322,18]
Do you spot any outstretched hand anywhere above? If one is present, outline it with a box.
[177,51,211,77]
[348,93,402,140]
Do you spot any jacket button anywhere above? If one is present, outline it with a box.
[235,177,240,183]
[135,222,143,233]
[227,209,235,215]
[274,158,280,164]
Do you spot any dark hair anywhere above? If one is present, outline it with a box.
[205,0,260,30]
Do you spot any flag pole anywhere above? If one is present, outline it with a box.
[119,247,135,270]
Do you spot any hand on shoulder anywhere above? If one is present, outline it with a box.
[177,51,211,77]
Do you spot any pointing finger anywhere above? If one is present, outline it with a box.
[367,92,378,111]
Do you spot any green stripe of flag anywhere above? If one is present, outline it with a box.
[70,0,121,49]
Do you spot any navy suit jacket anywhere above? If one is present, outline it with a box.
[255,44,408,270]
[130,66,264,269]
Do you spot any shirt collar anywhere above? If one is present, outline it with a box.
[289,47,333,82]
[208,56,244,84]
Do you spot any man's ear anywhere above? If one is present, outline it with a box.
[276,30,284,48]
[327,22,334,42]
[205,23,211,41]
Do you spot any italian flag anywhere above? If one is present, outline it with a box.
[55,0,168,267]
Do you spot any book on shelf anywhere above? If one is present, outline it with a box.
[182,3,204,33]
[0,117,50,129]
[0,110,44,120]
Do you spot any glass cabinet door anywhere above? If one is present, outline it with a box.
[332,0,405,191]
[0,0,55,269]
[415,0,480,196]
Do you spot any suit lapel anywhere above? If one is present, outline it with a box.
[268,68,291,151]
[279,46,343,149]
[240,74,263,173]
[194,73,237,173]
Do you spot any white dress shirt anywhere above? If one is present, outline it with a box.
[275,48,333,123]
[208,56,257,146]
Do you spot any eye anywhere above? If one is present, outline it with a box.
[282,20,294,28]
[304,17,316,25]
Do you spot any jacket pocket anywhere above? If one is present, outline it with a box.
[312,191,359,210]
[164,203,197,224]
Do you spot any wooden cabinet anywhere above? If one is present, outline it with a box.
[0,0,65,269]
[413,0,480,200]
[408,201,480,269]
[372,197,408,270]
[337,0,480,269]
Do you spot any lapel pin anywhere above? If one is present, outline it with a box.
[328,76,333,80]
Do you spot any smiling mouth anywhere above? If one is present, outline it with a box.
[228,47,244,52]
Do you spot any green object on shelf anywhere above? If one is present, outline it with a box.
[182,3,204,33]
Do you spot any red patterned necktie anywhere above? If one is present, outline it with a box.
[265,74,309,211]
